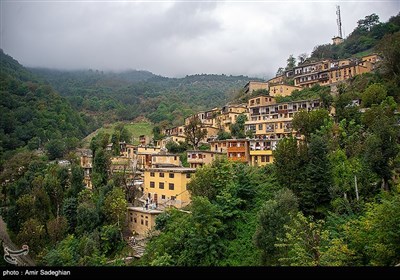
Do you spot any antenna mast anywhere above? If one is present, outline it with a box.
[336,5,343,38]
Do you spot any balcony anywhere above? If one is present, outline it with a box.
[228,146,246,153]
[266,128,274,132]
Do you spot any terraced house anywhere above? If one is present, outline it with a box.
[245,94,321,166]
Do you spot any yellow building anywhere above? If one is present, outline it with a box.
[269,84,302,97]
[293,56,379,88]
[127,206,162,236]
[187,150,225,168]
[245,94,322,166]
[136,146,162,170]
[120,143,136,160]
[266,75,284,86]
[216,104,248,133]
[151,153,181,168]
[244,81,269,94]
[156,135,187,149]
[144,167,196,209]
[209,139,249,163]
[80,152,93,189]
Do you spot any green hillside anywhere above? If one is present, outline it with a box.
[0,50,93,163]
[30,68,260,126]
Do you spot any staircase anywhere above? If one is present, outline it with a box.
[126,236,147,258]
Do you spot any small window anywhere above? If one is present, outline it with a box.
[130,217,133,222]
[150,172,155,177]
[261,156,266,163]
[150,181,155,188]
[145,220,148,226]
[134,218,137,223]
[141,219,143,225]
[159,172,164,177]
[186,173,191,179]
[169,183,174,190]
[161,195,166,199]
[171,196,175,200]
[258,124,263,130]
[169,173,174,178]
[159,182,164,189]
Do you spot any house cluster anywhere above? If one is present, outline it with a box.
[79,53,380,238]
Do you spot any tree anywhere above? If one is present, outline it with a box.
[230,114,247,139]
[361,83,387,107]
[285,55,297,71]
[362,100,399,190]
[76,202,100,234]
[357,13,380,32]
[68,164,84,198]
[377,32,400,84]
[217,130,231,140]
[92,149,110,188]
[276,212,326,266]
[302,134,332,216]
[184,115,207,150]
[273,137,305,190]
[292,109,331,142]
[103,187,127,230]
[45,139,65,160]
[276,67,284,76]
[62,197,78,233]
[47,216,68,244]
[17,218,47,256]
[297,53,309,65]
[187,157,234,201]
[254,188,298,265]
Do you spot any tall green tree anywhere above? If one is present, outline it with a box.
[254,188,298,265]
[92,149,110,188]
[230,114,247,139]
[362,100,399,190]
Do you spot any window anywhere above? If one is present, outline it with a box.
[174,156,177,160]
[134,218,137,223]
[150,181,155,188]
[171,196,176,200]
[261,156,266,162]
[159,182,164,189]
[130,217,133,222]
[145,220,148,226]
[159,172,164,177]
[161,195,166,199]
[169,173,174,178]
[186,173,191,178]
[169,183,174,190]
[266,155,271,162]
[258,124,263,130]
[141,219,143,225]
[150,172,155,177]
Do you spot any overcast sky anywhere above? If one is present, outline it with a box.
[1,0,399,79]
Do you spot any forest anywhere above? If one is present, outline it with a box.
[31,68,256,127]
[0,12,399,267]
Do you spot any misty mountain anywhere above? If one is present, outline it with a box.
[30,68,259,126]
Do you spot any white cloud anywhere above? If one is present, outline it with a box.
[1,0,399,78]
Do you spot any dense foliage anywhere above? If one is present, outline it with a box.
[0,50,93,165]
[31,68,255,127]
[310,13,400,61]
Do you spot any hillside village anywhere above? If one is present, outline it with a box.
[78,52,381,256]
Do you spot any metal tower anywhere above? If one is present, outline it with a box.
[336,5,343,38]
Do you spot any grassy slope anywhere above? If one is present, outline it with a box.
[82,121,153,147]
